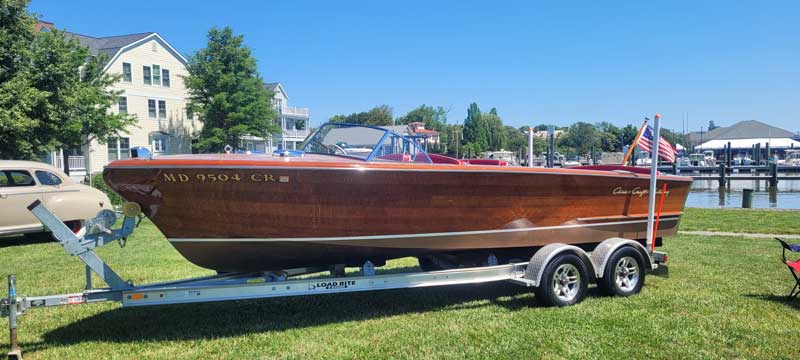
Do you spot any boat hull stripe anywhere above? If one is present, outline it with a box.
[168,217,679,243]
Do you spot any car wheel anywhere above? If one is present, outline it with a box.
[534,253,589,307]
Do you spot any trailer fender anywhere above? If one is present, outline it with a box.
[524,243,594,287]
[590,238,653,279]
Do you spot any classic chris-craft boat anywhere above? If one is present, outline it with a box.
[103,123,692,272]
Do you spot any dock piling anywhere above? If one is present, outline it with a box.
[718,163,726,186]
[742,189,753,208]
[769,162,778,187]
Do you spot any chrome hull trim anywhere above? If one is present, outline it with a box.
[168,217,681,243]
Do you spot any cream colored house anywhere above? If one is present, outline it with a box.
[40,24,310,179]
[45,27,198,179]
[241,82,311,153]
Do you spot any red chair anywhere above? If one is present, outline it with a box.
[776,238,800,300]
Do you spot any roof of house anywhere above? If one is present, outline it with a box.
[265,82,280,91]
[264,82,288,99]
[688,120,795,143]
[67,32,155,59]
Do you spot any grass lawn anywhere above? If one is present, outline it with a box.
[0,209,798,359]
[681,207,800,235]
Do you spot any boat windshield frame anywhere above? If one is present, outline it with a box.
[300,123,433,164]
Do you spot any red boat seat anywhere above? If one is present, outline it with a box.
[376,153,411,162]
[428,154,464,165]
[465,159,508,166]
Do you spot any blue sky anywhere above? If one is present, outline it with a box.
[30,0,799,132]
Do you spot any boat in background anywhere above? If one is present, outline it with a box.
[104,123,692,272]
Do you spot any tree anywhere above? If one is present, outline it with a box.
[444,124,463,157]
[595,121,621,151]
[620,124,640,149]
[396,104,449,153]
[185,27,278,153]
[482,111,505,151]
[328,105,393,126]
[0,0,136,159]
[462,102,487,153]
[365,105,393,125]
[396,104,448,129]
[661,128,688,148]
[503,126,529,153]
[558,122,598,156]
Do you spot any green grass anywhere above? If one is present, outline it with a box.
[681,207,800,235]
[0,211,798,359]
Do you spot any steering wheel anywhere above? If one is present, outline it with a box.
[331,144,348,155]
[311,140,348,156]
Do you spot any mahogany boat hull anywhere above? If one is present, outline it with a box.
[104,157,692,272]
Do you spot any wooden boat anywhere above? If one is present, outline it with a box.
[103,123,692,272]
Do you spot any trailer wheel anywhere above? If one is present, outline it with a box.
[534,253,589,307]
[417,256,442,271]
[599,246,646,297]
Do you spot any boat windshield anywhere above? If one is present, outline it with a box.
[301,123,432,163]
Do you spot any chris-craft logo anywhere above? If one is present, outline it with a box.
[612,187,670,197]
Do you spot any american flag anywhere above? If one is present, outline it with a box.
[637,125,677,163]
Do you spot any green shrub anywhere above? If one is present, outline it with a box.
[91,172,124,206]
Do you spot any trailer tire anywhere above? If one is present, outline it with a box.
[599,246,646,297]
[417,256,442,271]
[534,253,589,307]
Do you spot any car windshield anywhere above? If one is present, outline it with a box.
[301,123,431,163]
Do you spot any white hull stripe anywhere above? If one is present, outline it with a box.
[168,217,680,243]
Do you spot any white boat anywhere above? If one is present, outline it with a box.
[780,149,800,166]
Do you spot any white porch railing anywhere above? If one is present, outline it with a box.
[282,129,309,139]
[54,156,86,171]
[280,106,310,117]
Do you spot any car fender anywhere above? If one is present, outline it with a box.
[44,186,112,223]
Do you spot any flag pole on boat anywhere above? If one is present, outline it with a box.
[621,118,649,165]
[646,114,662,253]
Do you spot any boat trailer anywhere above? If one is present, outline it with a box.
[1,201,668,359]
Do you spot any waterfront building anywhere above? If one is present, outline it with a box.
[692,120,800,160]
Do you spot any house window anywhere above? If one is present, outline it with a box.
[118,96,127,114]
[143,66,151,85]
[152,65,161,86]
[152,137,168,153]
[148,99,156,117]
[122,62,132,82]
[107,137,130,161]
[158,100,166,118]
[162,69,170,87]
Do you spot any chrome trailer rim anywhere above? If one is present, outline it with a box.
[552,263,580,302]
[614,256,640,292]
